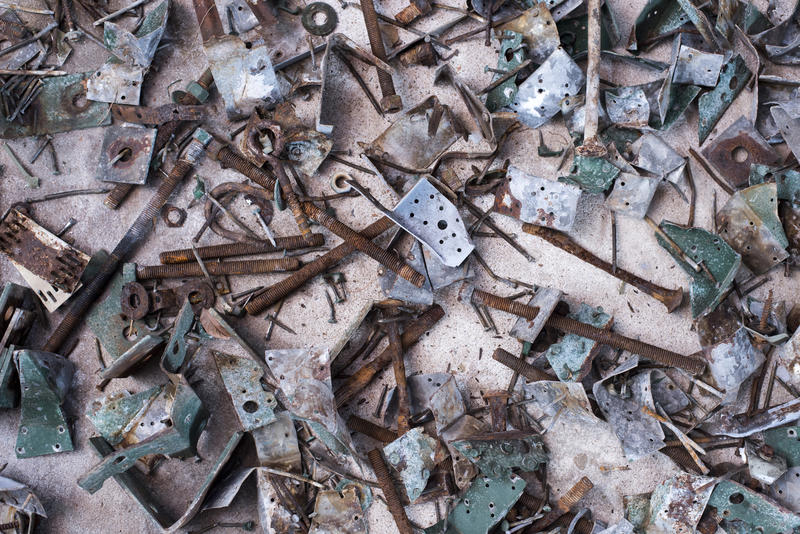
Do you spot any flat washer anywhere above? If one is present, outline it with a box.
[301,2,338,36]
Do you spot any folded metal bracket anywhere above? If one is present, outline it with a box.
[698,54,752,144]
[213,350,278,432]
[701,116,780,189]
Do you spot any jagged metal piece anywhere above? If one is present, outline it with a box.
[706,480,800,534]
[494,166,582,231]
[605,86,650,128]
[673,44,723,86]
[510,287,562,344]
[705,328,765,405]
[560,155,620,194]
[606,172,659,218]
[213,351,278,432]
[451,431,547,478]
[697,55,752,144]
[513,48,585,129]
[646,474,715,534]
[383,427,437,502]
[544,303,611,382]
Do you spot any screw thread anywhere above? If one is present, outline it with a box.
[546,315,706,374]
[367,449,414,534]
[661,446,703,474]
[159,234,324,263]
[0,521,19,531]
[473,289,540,320]
[359,0,398,106]
[104,183,133,209]
[517,492,545,512]
[137,257,300,279]
[759,289,773,332]
[215,146,276,193]
[492,347,551,382]
[348,415,397,443]
[557,477,594,511]
[275,163,314,242]
[303,203,425,287]
[246,217,395,314]
[552,513,595,534]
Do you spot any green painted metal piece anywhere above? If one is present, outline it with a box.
[624,493,652,531]
[78,378,209,493]
[425,474,526,534]
[675,0,725,50]
[0,73,113,138]
[451,431,547,479]
[706,480,800,534]
[557,13,614,58]
[764,426,800,467]
[544,304,612,382]
[383,427,437,502]
[212,351,277,432]
[656,222,741,318]
[652,84,702,131]
[741,183,790,249]
[559,155,620,194]
[740,3,771,34]
[0,348,17,409]
[749,164,800,204]
[86,386,162,446]
[629,0,690,52]
[15,350,75,458]
[486,31,525,112]
[600,126,641,155]
[161,300,195,374]
[87,263,150,362]
[698,55,752,144]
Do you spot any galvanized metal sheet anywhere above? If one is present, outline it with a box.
[213,351,278,432]
[771,102,800,163]
[497,6,559,64]
[777,328,800,389]
[649,370,689,414]
[384,372,453,427]
[764,426,800,467]
[513,47,585,129]
[771,467,800,512]
[606,172,659,219]
[656,35,680,126]
[256,470,305,534]
[204,34,281,120]
[544,303,611,382]
[383,427,437,502]
[656,222,740,318]
[717,183,789,274]
[673,45,723,87]
[646,473,715,534]
[252,411,301,470]
[749,164,800,204]
[495,166,581,231]
[423,247,472,291]
[746,440,787,485]
[429,374,467,434]
[634,133,685,182]
[510,287,562,344]
[440,414,488,490]
[486,31,525,112]
[629,0,691,52]
[698,55,752,144]
[219,0,259,33]
[605,86,650,128]
[85,386,163,446]
[705,328,765,405]
[380,240,434,305]
[560,155,620,194]
[707,480,800,534]
[701,116,781,190]
[309,486,368,534]
[451,431,547,478]
[15,350,74,458]
[0,474,46,518]
[97,125,156,184]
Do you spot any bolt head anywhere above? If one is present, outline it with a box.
[380,94,403,113]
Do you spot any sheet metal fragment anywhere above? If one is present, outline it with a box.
[383,427,437,502]
[309,486,368,534]
[510,287,562,344]
[498,5,559,64]
[560,155,620,194]
[673,44,723,86]
[494,165,582,231]
[486,30,525,112]
[213,351,278,432]
[706,480,800,534]
[97,125,157,184]
[705,328,765,404]
[633,133,685,183]
[604,86,650,128]
[697,55,752,144]
[646,473,714,534]
[606,172,659,218]
[544,303,611,382]
[701,116,781,189]
[451,431,547,478]
[745,440,787,485]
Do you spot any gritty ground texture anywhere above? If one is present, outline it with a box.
[0,0,797,532]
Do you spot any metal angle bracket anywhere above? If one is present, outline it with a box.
[673,44,723,87]
[606,172,659,219]
[706,480,800,534]
[559,155,620,194]
[97,125,157,184]
[494,166,582,232]
[213,350,278,432]
[349,177,474,267]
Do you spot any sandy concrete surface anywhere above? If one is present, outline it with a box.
[0,0,795,532]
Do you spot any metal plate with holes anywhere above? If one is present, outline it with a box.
[15,350,74,458]
[673,45,723,86]
[771,101,800,162]
[698,55,752,144]
[98,125,157,184]
[656,222,740,318]
[384,372,453,427]
[750,164,800,204]
[634,133,685,182]
[494,166,581,231]
[650,370,689,414]
[204,34,281,120]
[701,116,781,189]
[510,287,562,344]
[497,6,559,64]
[428,375,467,435]
[593,358,666,460]
[513,47,585,129]
[707,480,800,534]
[219,0,258,34]
[486,31,525,112]
[606,172,659,218]
[451,431,547,478]
[161,301,195,374]
[716,183,789,274]
[764,426,800,467]
[309,486,368,534]
[86,1,169,105]
[252,412,301,470]
[545,304,611,382]
[423,247,472,291]
[424,474,526,534]
[705,328,765,405]
[629,0,691,52]
[771,466,800,512]
[85,386,163,447]
[383,428,437,502]
[213,351,277,432]
[646,473,715,534]
[256,470,305,534]
[605,86,650,128]
[560,155,620,194]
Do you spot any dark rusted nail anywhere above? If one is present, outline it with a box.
[492,347,551,382]
[385,308,410,435]
[367,449,414,534]
[136,257,301,280]
[522,224,684,313]
[348,415,398,443]
[159,234,324,263]
[373,383,389,418]
[359,0,402,112]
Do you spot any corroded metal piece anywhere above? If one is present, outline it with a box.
[213,351,277,432]
[495,166,582,231]
[309,486,368,534]
[97,125,157,184]
[451,431,547,478]
[702,117,781,190]
[646,473,715,534]
[383,427,437,502]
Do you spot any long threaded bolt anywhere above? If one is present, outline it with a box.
[43,132,210,353]
[471,288,540,320]
[245,217,395,315]
[104,69,213,210]
[348,415,398,443]
[492,347,553,382]
[272,158,314,243]
[303,202,424,287]
[212,145,276,193]
[367,449,415,534]
[136,257,301,280]
[522,224,684,313]
[359,0,402,112]
[159,234,324,264]
[0,521,19,531]
[336,305,444,407]
[759,289,773,332]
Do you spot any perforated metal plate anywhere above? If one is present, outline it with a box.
[98,125,157,184]
[698,55,752,144]
[673,45,723,86]
[513,47,585,129]
[495,166,581,231]
[771,466,800,512]
[702,116,781,189]
[605,86,650,128]
[606,172,659,218]
[213,351,278,432]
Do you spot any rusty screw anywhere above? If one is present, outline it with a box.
[492,347,552,382]
[384,308,410,435]
[367,449,414,534]
[271,158,314,243]
[348,415,398,443]
[533,476,594,529]
[159,233,325,263]
[359,0,402,112]
[136,257,301,280]
[469,287,540,320]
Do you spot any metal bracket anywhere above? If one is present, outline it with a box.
[707,480,800,534]
[451,431,547,478]
[383,427,438,502]
[702,116,780,189]
[698,54,752,144]
[545,303,611,382]
[606,172,659,218]
[560,154,620,194]
[213,350,278,432]
[495,166,582,231]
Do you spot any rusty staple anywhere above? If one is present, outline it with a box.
[245,217,395,314]
[367,449,414,534]
[136,257,300,279]
[336,305,445,407]
[472,288,540,320]
[347,415,398,443]
[302,202,425,288]
[492,347,551,382]
[159,233,324,263]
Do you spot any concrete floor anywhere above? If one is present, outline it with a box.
[0,0,796,532]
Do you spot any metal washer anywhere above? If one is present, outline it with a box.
[301,2,338,36]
